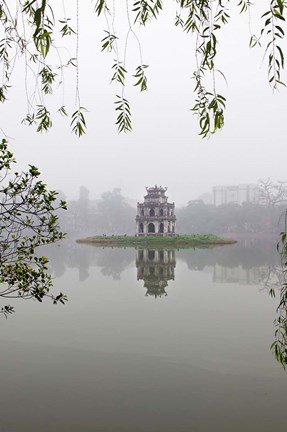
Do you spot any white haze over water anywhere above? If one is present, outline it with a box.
[2,1,287,206]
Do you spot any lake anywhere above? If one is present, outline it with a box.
[0,239,286,432]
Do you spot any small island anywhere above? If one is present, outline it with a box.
[76,234,237,248]
[76,186,237,248]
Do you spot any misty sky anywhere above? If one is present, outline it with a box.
[2,1,287,206]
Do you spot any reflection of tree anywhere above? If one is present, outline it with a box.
[46,238,91,282]
[176,242,281,286]
[97,248,134,280]
[260,264,284,295]
[46,240,135,282]
[136,249,176,298]
[177,240,280,274]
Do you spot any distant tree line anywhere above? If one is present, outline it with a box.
[60,187,136,237]
[176,201,286,235]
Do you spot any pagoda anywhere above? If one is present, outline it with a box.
[136,185,176,235]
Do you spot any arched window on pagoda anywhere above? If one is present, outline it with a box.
[149,208,155,217]
[148,223,155,233]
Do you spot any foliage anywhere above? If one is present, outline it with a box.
[0,139,67,316]
[177,200,287,235]
[271,225,287,368]
[95,189,136,234]
[258,178,287,207]
[0,1,287,137]
[66,188,136,236]
[92,0,287,136]
[0,0,86,137]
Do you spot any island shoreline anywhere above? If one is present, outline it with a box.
[76,235,237,248]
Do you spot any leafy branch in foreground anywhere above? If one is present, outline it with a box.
[257,0,286,89]
[101,31,118,52]
[0,139,67,316]
[71,107,88,137]
[132,0,163,26]
[115,96,132,133]
[133,65,148,91]
[59,18,76,37]
[111,62,127,86]
[270,225,287,368]
[1,1,287,137]
[0,1,80,136]
[192,72,226,137]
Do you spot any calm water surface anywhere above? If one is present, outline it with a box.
[0,239,286,432]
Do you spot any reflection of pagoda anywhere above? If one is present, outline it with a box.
[136,249,176,298]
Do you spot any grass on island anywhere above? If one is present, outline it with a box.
[76,234,237,249]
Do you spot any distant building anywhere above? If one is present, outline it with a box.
[213,184,260,206]
[136,185,176,235]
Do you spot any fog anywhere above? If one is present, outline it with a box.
[2,4,287,426]
[2,1,287,206]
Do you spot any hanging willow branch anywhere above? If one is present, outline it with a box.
[0,1,286,137]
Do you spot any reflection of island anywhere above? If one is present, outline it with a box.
[136,249,176,298]
[46,238,281,287]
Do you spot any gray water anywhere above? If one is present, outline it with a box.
[0,240,286,432]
